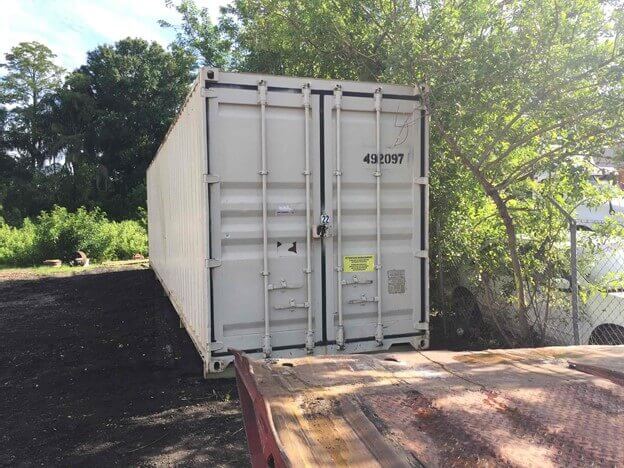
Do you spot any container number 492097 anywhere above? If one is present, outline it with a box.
[363,153,404,164]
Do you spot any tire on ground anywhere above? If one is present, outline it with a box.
[451,287,483,337]
[589,324,624,345]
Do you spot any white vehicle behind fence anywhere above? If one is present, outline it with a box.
[543,160,624,345]
[449,239,624,347]
[575,163,624,228]
[532,236,624,346]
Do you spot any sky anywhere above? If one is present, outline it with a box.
[0,0,230,72]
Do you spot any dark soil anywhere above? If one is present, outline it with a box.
[0,267,249,467]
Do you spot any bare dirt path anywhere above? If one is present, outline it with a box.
[0,267,249,467]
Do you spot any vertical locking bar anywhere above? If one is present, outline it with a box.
[423,90,431,326]
[302,83,315,353]
[420,84,430,326]
[258,80,271,357]
[374,88,384,345]
[334,85,345,349]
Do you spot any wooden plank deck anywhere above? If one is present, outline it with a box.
[236,346,624,467]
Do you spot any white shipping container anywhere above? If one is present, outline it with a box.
[147,68,430,375]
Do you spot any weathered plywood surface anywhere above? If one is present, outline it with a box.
[248,346,624,467]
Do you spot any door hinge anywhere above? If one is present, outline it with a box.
[209,341,224,351]
[203,174,220,184]
[414,176,429,185]
[414,250,428,258]
[206,258,222,268]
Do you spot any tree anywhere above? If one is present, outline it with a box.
[52,38,195,218]
[0,41,64,168]
[220,0,402,79]
[220,0,624,339]
[413,0,624,338]
[0,106,9,160]
[0,42,66,224]
[0,38,194,223]
[160,0,231,68]
[0,106,13,218]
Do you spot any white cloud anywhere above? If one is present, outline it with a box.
[68,0,177,46]
[0,0,231,72]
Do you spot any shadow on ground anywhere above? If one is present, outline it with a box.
[0,268,249,466]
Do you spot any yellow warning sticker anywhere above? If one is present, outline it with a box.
[343,255,375,273]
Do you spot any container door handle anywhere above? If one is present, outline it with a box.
[267,279,303,290]
[274,299,309,310]
[348,294,379,305]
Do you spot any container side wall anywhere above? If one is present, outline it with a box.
[147,77,209,360]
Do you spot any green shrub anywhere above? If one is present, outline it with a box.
[0,218,37,266]
[34,206,112,262]
[103,220,149,260]
[0,206,148,266]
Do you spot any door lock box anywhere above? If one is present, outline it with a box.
[313,213,332,238]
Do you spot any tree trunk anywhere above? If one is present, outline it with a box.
[435,122,531,341]
[487,188,531,340]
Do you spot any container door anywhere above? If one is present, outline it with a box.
[207,85,324,355]
[322,91,427,346]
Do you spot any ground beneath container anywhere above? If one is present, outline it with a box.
[0,267,249,466]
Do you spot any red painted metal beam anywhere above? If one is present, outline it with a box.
[232,349,290,468]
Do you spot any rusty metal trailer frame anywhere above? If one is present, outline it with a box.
[234,351,289,467]
[233,346,624,467]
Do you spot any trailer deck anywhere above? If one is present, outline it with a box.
[233,346,624,467]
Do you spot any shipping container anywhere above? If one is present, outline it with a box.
[147,68,430,375]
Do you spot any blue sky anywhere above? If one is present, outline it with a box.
[1,0,230,72]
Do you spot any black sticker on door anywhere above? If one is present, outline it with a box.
[388,269,406,294]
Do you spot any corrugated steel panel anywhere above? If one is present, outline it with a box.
[148,68,430,374]
[147,75,210,362]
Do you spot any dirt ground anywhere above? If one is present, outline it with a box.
[0,265,249,467]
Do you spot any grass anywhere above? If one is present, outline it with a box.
[0,264,82,275]
[0,259,149,278]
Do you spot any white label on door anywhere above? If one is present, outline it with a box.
[276,204,295,216]
[388,269,406,294]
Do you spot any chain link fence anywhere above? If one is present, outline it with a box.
[431,218,624,349]
[429,220,507,350]
[539,221,624,346]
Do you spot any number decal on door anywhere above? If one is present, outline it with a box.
[363,153,404,164]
